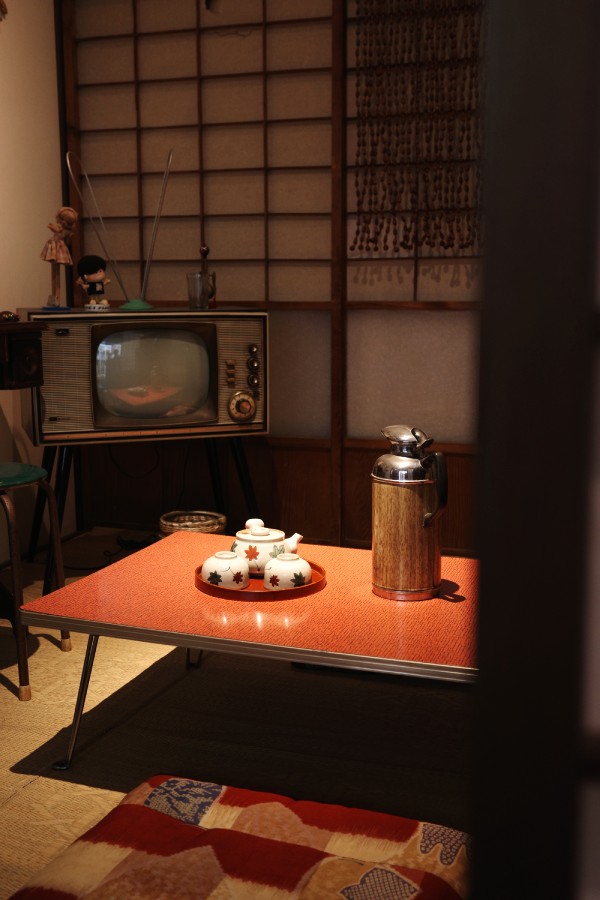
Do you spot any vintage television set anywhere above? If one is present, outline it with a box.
[20,310,268,446]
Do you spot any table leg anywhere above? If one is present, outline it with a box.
[185,648,203,669]
[53,634,99,771]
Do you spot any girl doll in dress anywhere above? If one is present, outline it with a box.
[40,206,78,305]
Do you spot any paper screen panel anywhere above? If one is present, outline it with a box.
[78,85,137,131]
[267,71,331,119]
[201,76,264,124]
[82,218,140,261]
[142,217,202,260]
[211,262,266,303]
[416,260,482,304]
[346,309,479,443]
[268,121,331,167]
[268,171,331,214]
[266,21,332,69]
[75,0,133,38]
[136,0,197,33]
[136,261,257,305]
[269,217,330,259]
[137,33,198,81]
[199,1,264,28]
[204,218,265,259]
[77,37,134,84]
[140,128,199,172]
[80,132,139,174]
[269,262,331,303]
[142,262,200,304]
[203,172,265,215]
[82,175,139,218]
[266,0,333,19]
[138,82,199,127]
[200,27,263,76]
[347,260,416,304]
[202,124,264,170]
[268,310,331,437]
[141,173,201,217]
[347,257,482,304]
[346,17,357,66]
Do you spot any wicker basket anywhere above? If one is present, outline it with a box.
[159,510,226,536]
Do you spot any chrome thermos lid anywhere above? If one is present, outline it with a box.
[372,424,435,483]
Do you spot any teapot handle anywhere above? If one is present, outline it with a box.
[422,451,448,528]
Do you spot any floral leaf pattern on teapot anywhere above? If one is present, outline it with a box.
[232,521,304,577]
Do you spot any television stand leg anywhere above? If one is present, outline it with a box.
[43,446,73,595]
[205,439,225,514]
[229,437,260,520]
[28,445,82,562]
[27,446,57,561]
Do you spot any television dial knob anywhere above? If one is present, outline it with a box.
[228,391,256,421]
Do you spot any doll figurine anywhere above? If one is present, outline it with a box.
[40,206,78,305]
[76,254,111,302]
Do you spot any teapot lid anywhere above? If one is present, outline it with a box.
[236,518,284,541]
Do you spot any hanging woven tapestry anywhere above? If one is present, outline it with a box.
[351,0,485,257]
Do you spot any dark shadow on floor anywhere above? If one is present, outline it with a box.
[11,648,474,831]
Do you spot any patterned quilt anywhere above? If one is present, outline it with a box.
[10,775,470,898]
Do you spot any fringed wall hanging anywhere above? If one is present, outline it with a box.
[350,0,485,258]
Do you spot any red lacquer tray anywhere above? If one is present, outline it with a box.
[195,561,326,601]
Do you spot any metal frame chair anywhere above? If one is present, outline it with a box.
[0,463,70,700]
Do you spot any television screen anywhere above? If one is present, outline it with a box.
[92,324,217,428]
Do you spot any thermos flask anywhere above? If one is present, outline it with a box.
[372,424,448,600]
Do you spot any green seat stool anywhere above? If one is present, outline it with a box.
[0,463,70,701]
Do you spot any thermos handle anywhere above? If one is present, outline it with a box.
[423,451,448,528]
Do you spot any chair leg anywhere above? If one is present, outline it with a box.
[38,479,71,652]
[0,492,31,700]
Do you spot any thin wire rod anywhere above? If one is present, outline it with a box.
[141,149,173,302]
[66,151,130,302]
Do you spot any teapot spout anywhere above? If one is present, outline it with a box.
[284,533,303,553]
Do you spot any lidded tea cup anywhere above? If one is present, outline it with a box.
[263,553,312,591]
[201,550,249,589]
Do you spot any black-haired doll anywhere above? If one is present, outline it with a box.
[76,254,111,301]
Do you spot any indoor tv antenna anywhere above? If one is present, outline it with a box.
[66,149,173,310]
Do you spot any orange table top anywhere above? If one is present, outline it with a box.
[21,532,479,682]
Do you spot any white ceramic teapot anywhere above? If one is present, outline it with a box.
[231,518,303,576]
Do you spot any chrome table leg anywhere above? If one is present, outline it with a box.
[53,634,99,770]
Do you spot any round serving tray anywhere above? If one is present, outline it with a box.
[195,561,326,601]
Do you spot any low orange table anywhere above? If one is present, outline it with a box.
[20,532,478,767]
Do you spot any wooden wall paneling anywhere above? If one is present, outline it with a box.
[78,437,475,551]
[78,437,278,536]
[265,438,337,546]
[77,441,182,531]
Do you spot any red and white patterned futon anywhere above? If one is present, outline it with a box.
[10,775,470,898]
